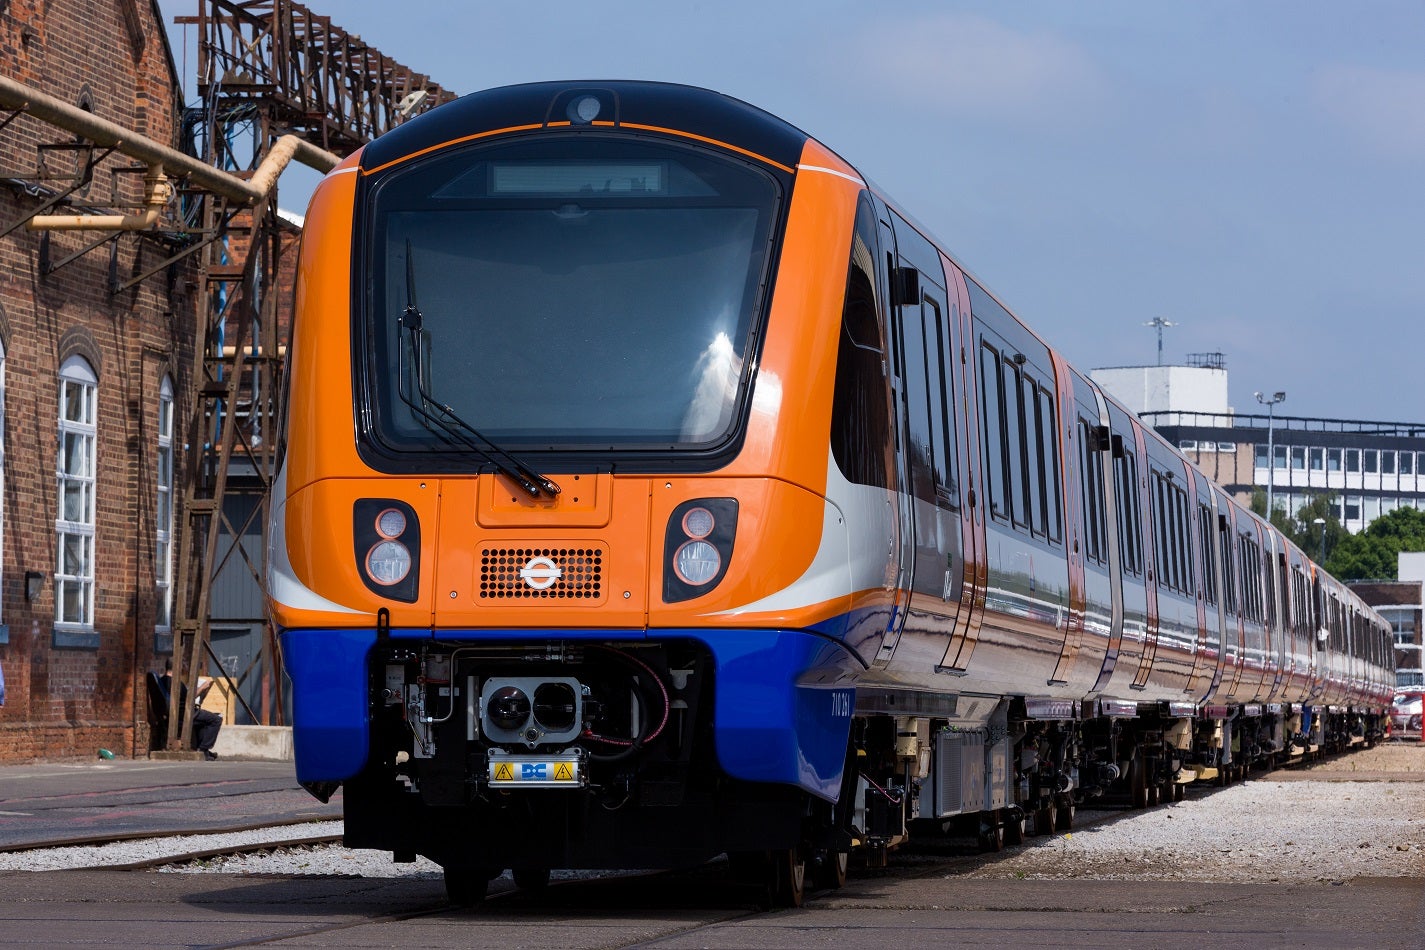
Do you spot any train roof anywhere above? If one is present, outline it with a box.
[360,80,812,174]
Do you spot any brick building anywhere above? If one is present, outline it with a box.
[0,0,196,761]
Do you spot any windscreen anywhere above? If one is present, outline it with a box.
[362,135,782,459]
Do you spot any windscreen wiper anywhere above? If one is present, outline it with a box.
[396,241,560,499]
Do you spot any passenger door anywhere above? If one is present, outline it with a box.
[873,207,962,668]
[872,205,914,667]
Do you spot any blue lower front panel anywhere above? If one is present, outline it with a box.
[282,625,861,800]
[689,628,860,802]
[281,628,377,784]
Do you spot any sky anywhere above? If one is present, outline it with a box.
[163,1,1425,423]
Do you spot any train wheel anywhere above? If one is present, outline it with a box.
[1032,798,1058,836]
[773,847,807,908]
[978,815,1005,853]
[513,867,550,893]
[443,867,493,906]
[1054,795,1075,831]
[1003,810,1027,846]
[814,848,849,890]
[1129,758,1148,809]
[1146,780,1161,807]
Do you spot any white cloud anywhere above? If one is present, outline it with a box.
[848,13,1110,126]
[1313,64,1425,161]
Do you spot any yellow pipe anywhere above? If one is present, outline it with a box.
[30,163,172,231]
[0,75,339,231]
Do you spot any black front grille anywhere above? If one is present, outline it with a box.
[479,547,604,601]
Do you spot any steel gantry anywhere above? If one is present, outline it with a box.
[169,0,453,750]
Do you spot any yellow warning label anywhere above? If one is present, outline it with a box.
[493,762,514,781]
[553,762,573,781]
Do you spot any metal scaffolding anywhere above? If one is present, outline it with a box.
[168,0,454,748]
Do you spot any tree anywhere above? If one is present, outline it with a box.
[1249,489,1348,564]
[1323,506,1425,581]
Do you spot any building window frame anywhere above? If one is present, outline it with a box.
[156,375,175,648]
[55,355,98,647]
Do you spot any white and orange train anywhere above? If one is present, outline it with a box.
[268,81,1394,905]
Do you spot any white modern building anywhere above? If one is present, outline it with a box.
[1092,354,1425,535]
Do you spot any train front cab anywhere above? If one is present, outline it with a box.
[269,84,911,904]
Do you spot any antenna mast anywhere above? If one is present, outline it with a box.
[1143,316,1178,366]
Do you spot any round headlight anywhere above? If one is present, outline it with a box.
[366,540,412,585]
[375,507,407,539]
[682,506,715,539]
[674,539,720,586]
[567,94,601,124]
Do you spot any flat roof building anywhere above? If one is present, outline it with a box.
[1092,356,1425,535]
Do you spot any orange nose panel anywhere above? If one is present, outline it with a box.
[477,472,612,528]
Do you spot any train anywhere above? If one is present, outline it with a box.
[267,80,1394,906]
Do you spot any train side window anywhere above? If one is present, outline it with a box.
[1155,476,1172,589]
[1177,487,1194,593]
[1277,557,1290,636]
[1169,483,1188,592]
[1039,388,1062,542]
[1163,481,1181,591]
[1090,430,1107,563]
[1251,540,1264,622]
[1239,536,1256,621]
[1114,451,1140,575]
[1004,360,1029,530]
[1238,537,1250,619]
[979,342,1008,522]
[899,294,936,504]
[1263,551,1277,630]
[1079,419,1106,564]
[1021,376,1046,537]
[1219,517,1237,615]
[830,199,892,489]
[1151,473,1167,585]
[1198,503,1217,605]
[925,297,957,504]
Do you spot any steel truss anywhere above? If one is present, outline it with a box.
[167,0,453,749]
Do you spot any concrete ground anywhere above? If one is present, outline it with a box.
[0,869,1418,949]
[0,759,337,848]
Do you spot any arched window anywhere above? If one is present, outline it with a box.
[156,376,174,635]
[56,355,97,633]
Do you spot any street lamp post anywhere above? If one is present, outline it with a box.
[1255,390,1286,520]
[1313,516,1326,563]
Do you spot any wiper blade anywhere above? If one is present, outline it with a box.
[396,241,560,499]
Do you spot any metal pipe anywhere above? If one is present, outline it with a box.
[31,163,171,230]
[0,74,339,212]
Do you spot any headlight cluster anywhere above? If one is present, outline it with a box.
[663,498,737,603]
[354,499,420,602]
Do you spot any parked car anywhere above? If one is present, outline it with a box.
[1389,689,1424,739]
